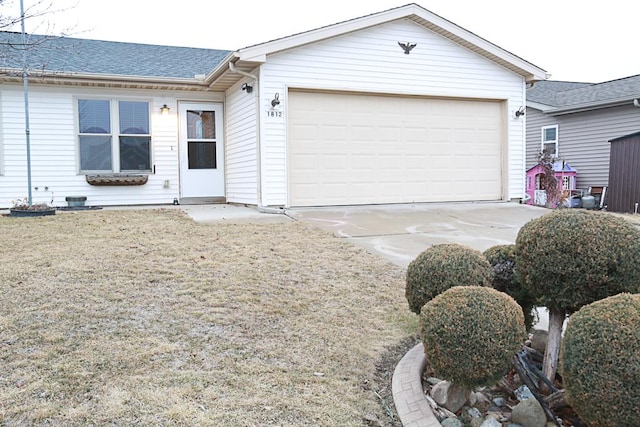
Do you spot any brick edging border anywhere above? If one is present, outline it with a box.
[391,343,441,427]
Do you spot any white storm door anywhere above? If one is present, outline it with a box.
[179,102,224,198]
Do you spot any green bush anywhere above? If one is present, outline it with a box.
[515,210,640,313]
[419,286,526,389]
[483,244,538,330]
[560,293,640,427]
[405,244,493,314]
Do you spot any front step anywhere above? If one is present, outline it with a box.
[178,197,226,205]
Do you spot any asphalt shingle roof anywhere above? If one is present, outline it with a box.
[528,75,640,108]
[0,32,231,79]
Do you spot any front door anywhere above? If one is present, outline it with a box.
[179,102,224,198]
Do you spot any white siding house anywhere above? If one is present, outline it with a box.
[0,4,547,209]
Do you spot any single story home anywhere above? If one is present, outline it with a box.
[525,75,640,192]
[0,3,547,209]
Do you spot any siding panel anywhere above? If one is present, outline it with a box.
[258,19,525,206]
[225,77,259,204]
[0,85,218,208]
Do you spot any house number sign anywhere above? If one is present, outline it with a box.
[266,110,283,118]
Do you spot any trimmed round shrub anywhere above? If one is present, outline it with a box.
[515,210,640,313]
[419,286,526,388]
[406,244,493,314]
[560,293,640,427]
[483,244,538,330]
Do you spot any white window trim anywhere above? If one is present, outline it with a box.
[76,97,153,174]
[541,125,559,157]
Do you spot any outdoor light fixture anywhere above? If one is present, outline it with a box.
[160,104,170,115]
[515,106,525,118]
[271,93,280,107]
[242,82,253,93]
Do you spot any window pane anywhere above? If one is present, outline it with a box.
[120,136,151,171]
[188,142,216,169]
[119,101,149,134]
[543,142,557,155]
[80,135,112,171]
[79,99,110,133]
[187,110,215,139]
[543,127,556,141]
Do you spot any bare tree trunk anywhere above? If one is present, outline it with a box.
[542,310,565,392]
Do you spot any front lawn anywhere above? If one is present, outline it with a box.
[0,209,415,426]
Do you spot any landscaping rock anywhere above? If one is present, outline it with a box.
[426,377,444,386]
[468,407,482,418]
[492,397,507,407]
[467,390,477,406]
[514,384,535,401]
[479,417,502,427]
[430,381,469,413]
[511,398,546,427]
[441,418,463,427]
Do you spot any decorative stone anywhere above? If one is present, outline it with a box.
[441,418,463,427]
[467,390,477,406]
[468,407,482,418]
[511,398,546,427]
[430,381,469,413]
[479,417,502,427]
[474,391,492,405]
[470,419,484,427]
[426,377,444,386]
[515,385,535,401]
[492,397,507,407]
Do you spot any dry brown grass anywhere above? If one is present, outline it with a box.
[0,209,416,426]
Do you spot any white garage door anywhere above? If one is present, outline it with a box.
[288,91,504,207]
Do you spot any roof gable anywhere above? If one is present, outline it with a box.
[235,3,548,81]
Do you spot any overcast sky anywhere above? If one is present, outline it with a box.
[9,0,640,83]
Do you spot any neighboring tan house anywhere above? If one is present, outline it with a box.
[525,75,640,193]
[0,3,547,209]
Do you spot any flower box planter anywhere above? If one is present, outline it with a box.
[86,174,148,186]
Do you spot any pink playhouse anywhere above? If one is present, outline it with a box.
[525,161,578,206]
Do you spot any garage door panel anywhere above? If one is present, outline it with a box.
[289,91,503,206]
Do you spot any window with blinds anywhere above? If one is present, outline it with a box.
[78,99,151,173]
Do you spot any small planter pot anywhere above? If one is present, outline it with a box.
[65,196,87,208]
[9,207,56,217]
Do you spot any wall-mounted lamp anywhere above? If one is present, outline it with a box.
[271,93,280,107]
[515,106,525,118]
[160,104,170,115]
[241,82,253,93]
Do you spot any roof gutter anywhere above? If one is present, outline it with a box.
[228,60,258,82]
[0,68,212,90]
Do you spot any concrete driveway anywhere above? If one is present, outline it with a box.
[286,202,549,267]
